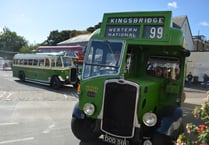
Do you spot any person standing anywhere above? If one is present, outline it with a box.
[187,72,193,85]
[203,73,208,88]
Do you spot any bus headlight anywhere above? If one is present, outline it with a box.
[143,113,157,127]
[83,103,95,116]
[143,139,152,145]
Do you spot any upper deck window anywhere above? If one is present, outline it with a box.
[83,40,124,79]
[146,56,180,80]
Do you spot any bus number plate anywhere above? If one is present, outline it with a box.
[103,134,129,145]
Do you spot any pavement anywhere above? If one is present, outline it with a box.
[184,83,209,93]
[184,82,208,105]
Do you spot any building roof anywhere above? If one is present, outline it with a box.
[57,33,91,46]
[172,15,187,28]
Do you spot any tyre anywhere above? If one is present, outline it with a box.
[71,117,101,142]
[19,71,25,81]
[50,76,61,89]
[152,132,175,145]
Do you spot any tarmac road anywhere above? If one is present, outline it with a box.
[0,70,208,145]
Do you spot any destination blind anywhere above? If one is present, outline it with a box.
[105,17,165,39]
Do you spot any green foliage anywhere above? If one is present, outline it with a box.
[0,27,28,59]
[19,44,39,53]
[0,27,27,51]
[87,22,101,33]
[177,102,209,145]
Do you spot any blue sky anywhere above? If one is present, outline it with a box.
[0,0,208,44]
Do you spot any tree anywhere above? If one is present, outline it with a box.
[0,27,28,59]
[19,43,39,53]
[87,22,101,33]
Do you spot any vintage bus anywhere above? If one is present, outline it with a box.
[71,11,190,145]
[12,52,79,89]
[37,45,84,64]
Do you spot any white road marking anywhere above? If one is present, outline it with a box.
[0,122,19,126]
[0,137,34,144]
[0,91,6,98]
[42,123,55,134]
[6,92,13,100]
[64,94,68,99]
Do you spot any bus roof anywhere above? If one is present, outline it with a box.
[13,53,64,59]
[37,45,83,50]
[93,11,186,48]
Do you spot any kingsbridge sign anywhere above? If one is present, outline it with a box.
[102,12,171,40]
[107,17,165,24]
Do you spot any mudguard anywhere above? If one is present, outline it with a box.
[156,107,183,138]
[72,102,85,119]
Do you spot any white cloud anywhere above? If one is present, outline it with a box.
[168,1,178,8]
[199,21,209,27]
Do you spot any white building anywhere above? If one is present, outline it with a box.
[172,15,194,51]
[187,51,209,82]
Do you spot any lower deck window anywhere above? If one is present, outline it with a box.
[146,56,180,80]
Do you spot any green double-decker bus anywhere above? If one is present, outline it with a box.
[12,52,79,89]
[71,11,190,145]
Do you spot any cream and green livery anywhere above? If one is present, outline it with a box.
[71,11,190,145]
[12,52,79,89]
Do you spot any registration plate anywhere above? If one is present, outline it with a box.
[103,134,129,145]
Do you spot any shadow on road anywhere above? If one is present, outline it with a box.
[14,79,78,97]
[80,139,108,145]
[78,103,204,145]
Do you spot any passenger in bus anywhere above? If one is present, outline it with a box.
[174,68,180,80]
[155,67,163,77]
[45,59,50,67]
[163,67,169,78]
[113,51,120,66]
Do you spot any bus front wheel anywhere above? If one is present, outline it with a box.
[51,76,61,89]
[152,132,175,145]
[71,117,101,142]
[19,71,25,81]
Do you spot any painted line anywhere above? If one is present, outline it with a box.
[0,137,34,144]
[42,123,55,134]
[0,122,19,126]
[0,92,6,98]
[6,92,13,99]
[64,94,68,99]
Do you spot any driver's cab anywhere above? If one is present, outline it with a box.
[83,40,123,79]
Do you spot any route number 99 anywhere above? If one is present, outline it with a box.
[143,26,164,39]
[150,27,163,39]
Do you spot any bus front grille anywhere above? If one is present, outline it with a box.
[101,79,138,138]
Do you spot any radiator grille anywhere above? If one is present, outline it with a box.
[101,80,138,137]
